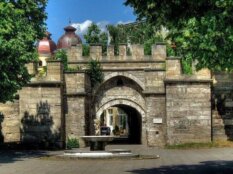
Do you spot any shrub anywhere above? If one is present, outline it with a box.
[67,137,79,149]
[55,49,68,70]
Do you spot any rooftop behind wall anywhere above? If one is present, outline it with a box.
[66,43,166,62]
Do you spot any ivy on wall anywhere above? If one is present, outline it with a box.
[54,49,68,70]
[86,59,104,88]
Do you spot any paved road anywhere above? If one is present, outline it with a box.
[0,145,233,174]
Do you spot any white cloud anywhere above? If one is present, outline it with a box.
[71,20,109,36]
[71,20,93,36]
[96,21,109,32]
[117,20,133,25]
[71,20,135,42]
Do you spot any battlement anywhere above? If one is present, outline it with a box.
[66,43,166,62]
[25,43,211,84]
[26,60,63,84]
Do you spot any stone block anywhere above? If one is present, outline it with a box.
[152,44,166,60]
[90,45,102,60]
[4,132,20,142]
[107,45,114,59]
[194,68,211,79]
[119,45,127,60]
[26,63,36,75]
[166,59,181,78]
[147,128,165,147]
[46,61,62,81]
[131,44,144,60]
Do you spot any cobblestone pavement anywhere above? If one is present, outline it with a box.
[0,145,233,174]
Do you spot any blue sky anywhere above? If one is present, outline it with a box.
[46,0,137,42]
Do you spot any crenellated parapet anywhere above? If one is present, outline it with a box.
[66,43,167,62]
[166,57,211,80]
[26,60,63,84]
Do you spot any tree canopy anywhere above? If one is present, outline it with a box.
[107,22,165,55]
[0,0,47,102]
[83,23,108,55]
[125,0,233,71]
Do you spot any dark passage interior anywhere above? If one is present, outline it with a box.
[112,104,142,144]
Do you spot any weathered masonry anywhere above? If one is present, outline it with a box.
[0,44,232,148]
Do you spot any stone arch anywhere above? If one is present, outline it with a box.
[96,98,145,144]
[102,72,145,90]
[96,98,146,120]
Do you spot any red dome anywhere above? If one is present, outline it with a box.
[37,32,57,55]
[57,25,82,49]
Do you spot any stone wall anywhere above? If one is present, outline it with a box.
[1,43,229,148]
[145,95,166,146]
[64,72,91,147]
[19,61,63,146]
[166,82,212,144]
[65,96,88,147]
[0,101,20,142]
[94,76,145,112]
[19,85,63,146]
[66,43,166,62]
[165,57,212,145]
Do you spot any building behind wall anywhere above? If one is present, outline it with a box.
[0,26,232,148]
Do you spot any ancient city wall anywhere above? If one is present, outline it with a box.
[1,43,232,148]
[20,61,63,147]
[165,57,212,145]
[0,61,64,147]
[0,101,20,143]
[64,43,214,146]
[64,71,91,147]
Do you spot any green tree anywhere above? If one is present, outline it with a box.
[84,23,101,44]
[83,23,108,55]
[99,32,108,55]
[107,22,164,55]
[125,0,233,71]
[0,0,47,102]
[107,25,121,55]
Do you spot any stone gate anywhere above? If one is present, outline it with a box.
[64,43,212,147]
[0,43,232,148]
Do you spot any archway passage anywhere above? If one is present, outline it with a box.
[100,104,142,144]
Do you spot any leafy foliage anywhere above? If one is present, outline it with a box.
[0,0,47,102]
[67,137,79,149]
[86,59,104,88]
[125,0,233,71]
[107,25,120,55]
[107,22,164,55]
[38,66,47,77]
[54,49,68,70]
[181,57,193,75]
[82,44,90,56]
[84,23,108,55]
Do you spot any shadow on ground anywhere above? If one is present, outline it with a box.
[127,160,233,174]
[0,150,49,164]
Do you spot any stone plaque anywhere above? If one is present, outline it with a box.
[153,118,163,124]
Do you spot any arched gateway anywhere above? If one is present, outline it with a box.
[93,74,146,144]
[0,32,215,148]
[63,44,211,148]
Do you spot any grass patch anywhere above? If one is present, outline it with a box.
[166,140,233,149]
